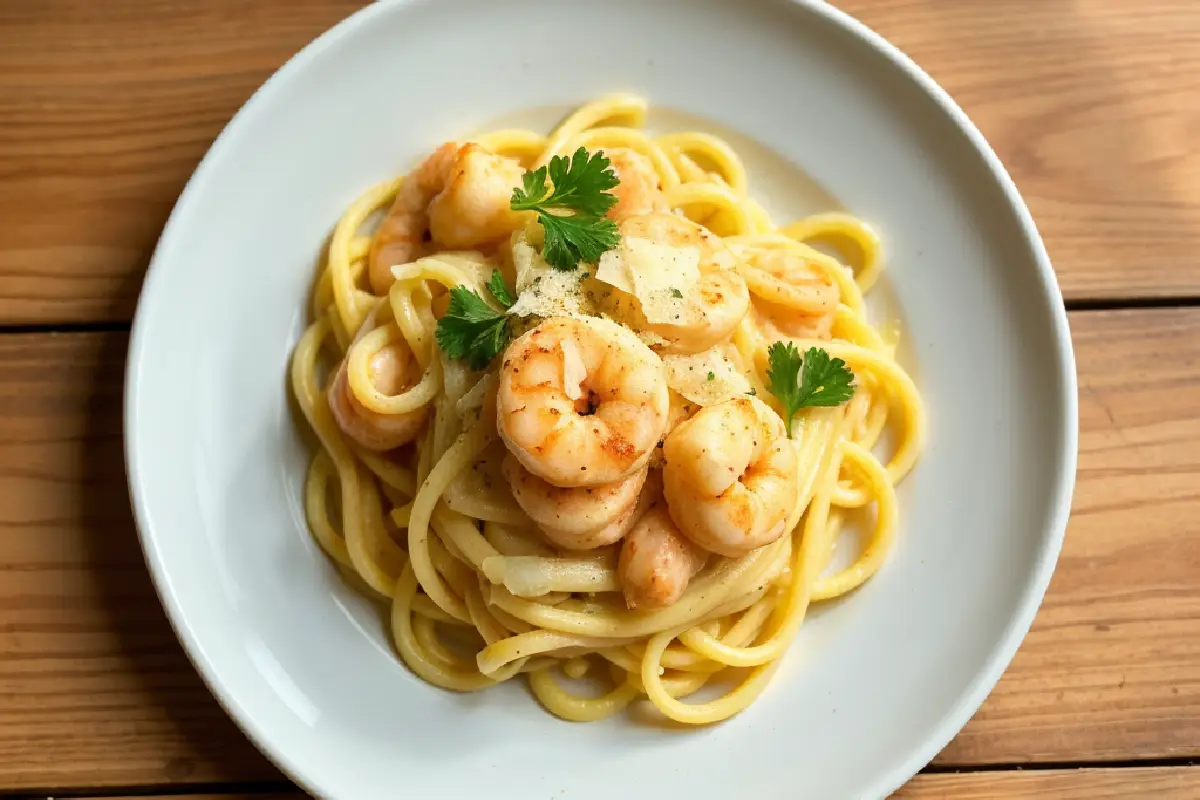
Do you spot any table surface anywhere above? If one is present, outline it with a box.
[2,1,1198,797]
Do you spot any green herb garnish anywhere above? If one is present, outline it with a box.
[765,342,856,437]
[485,269,515,309]
[510,147,621,271]
[434,273,517,369]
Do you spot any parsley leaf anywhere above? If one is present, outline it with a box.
[539,213,620,271]
[434,286,511,370]
[486,269,515,309]
[765,342,856,437]
[516,168,551,206]
[511,147,620,216]
[510,147,621,271]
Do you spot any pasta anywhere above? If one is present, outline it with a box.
[289,94,924,724]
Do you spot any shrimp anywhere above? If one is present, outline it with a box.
[603,148,667,222]
[602,213,750,354]
[753,303,834,340]
[662,396,798,557]
[618,498,708,609]
[503,454,648,551]
[327,338,427,452]
[368,142,526,294]
[497,316,670,488]
[740,249,838,339]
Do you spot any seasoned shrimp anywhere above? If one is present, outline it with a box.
[497,316,670,488]
[603,148,667,222]
[662,396,798,557]
[618,498,708,609]
[327,339,427,452]
[603,213,750,354]
[753,302,834,340]
[369,142,526,294]
[740,249,838,339]
[503,454,648,550]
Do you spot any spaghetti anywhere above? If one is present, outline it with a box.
[290,94,924,724]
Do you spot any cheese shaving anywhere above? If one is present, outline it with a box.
[595,249,636,294]
[663,346,751,406]
[593,236,702,324]
[508,237,597,319]
[560,337,587,401]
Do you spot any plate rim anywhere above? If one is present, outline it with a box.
[122,0,1080,797]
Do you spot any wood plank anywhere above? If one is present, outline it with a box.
[0,332,279,786]
[0,308,1197,788]
[59,766,1200,799]
[899,767,1200,798]
[1,2,1198,325]
[937,308,1200,763]
[0,0,366,325]
[836,0,1200,302]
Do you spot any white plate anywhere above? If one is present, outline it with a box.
[124,1,1078,797]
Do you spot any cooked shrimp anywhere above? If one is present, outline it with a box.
[497,316,670,488]
[740,249,838,339]
[753,303,834,340]
[603,148,667,222]
[327,339,427,452]
[662,396,798,557]
[603,213,750,354]
[369,142,526,294]
[503,454,648,551]
[618,499,708,609]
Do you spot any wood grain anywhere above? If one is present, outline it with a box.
[0,332,280,786]
[0,0,366,325]
[835,0,1200,302]
[1,1,1198,324]
[0,308,1196,789]
[65,767,1200,800]
[941,307,1200,763]
[899,767,1200,799]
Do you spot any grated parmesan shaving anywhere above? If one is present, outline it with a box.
[559,337,587,401]
[508,237,597,319]
[663,346,751,406]
[595,248,636,294]
[593,236,702,324]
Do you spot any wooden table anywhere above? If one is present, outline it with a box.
[2,1,1198,797]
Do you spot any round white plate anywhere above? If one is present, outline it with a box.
[124,1,1078,797]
